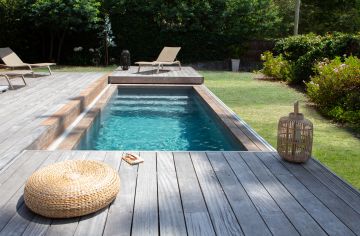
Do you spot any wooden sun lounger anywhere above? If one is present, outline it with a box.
[0,70,32,89]
[135,47,181,73]
[0,47,55,76]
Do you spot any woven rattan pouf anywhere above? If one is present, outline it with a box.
[24,160,120,218]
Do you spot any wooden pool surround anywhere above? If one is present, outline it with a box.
[27,73,110,150]
[54,84,272,151]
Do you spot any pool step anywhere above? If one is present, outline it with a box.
[112,100,190,106]
[115,95,190,100]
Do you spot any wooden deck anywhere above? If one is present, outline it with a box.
[1,70,360,236]
[0,150,359,236]
[0,72,105,171]
[109,66,204,84]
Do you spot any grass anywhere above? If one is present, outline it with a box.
[202,71,360,190]
[40,65,117,72]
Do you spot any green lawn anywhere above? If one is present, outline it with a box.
[202,71,360,190]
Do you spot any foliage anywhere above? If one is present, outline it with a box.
[260,51,294,81]
[224,0,282,38]
[0,0,32,56]
[1,0,360,64]
[272,0,296,35]
[30,0,100,30]
[0,0,283,64]
[109,0,282,62]
[271,0,360,35]
[97,14,116,66]
[275,34,323,60]
[299,0,360,34]
[273,33,360,83]
[306,56,360,126]
[66,46,99,66]
[152,0,227,32]
[28,0,101,62]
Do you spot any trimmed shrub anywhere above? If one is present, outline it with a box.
[260,51,294,81]
[275,33,323,61]
[306,56,360,126]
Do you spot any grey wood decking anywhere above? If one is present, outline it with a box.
[0,73,105,171]
[109,66,204,84]
[0,150,359,236]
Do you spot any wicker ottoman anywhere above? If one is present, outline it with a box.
[24,160,120,218]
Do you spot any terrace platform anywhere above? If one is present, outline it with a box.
[1,150,360,236]
[0,71,360,236]
[109,66,204,84]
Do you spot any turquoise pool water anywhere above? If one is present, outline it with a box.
[77,87,244,151]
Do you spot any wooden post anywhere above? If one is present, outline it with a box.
[294,0,301,35]
[294,101,299,114]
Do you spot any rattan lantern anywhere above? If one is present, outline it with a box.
[277,101,313,163]
[120,50,131,70]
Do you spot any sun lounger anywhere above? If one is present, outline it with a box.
[135,47,181,73]
[0,70,32,89]
[0,47,55,75]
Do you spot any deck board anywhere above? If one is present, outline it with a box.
[157,152,187,236]
[274,152,360,235]
[0,72,105,172]
[173,152,215,236]
[224,152,300,236]
[0,150,359,236]
[190,152,243,236]
[207,152,272,236]
[257,152,356,236]
[304,159,360,214]
[0,151,63,235]
[109,66,204,84]
[131,152,158,236]
[240,152,327,236]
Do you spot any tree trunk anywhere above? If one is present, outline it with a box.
[49,31,54,61]
[56,30,67,63]
[41,32,46,59]
[294,0,301,35]
[104,31,109,66]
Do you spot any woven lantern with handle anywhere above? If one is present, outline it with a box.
[277,101,313,163]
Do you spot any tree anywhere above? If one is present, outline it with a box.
[29,0,101,62]
[97,0,118,66]
[294,0,300,35]
[97,14,116,66]
[224,0,282,38]
[152,0,227,33]
[299,0,360,34]
[0,0,29,49]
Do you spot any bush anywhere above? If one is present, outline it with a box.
[260,51,294,81]
[273,33,360,84]
[275,33,323,60]
[306,56,360,126]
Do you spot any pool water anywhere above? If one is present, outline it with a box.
[77,87,245,151]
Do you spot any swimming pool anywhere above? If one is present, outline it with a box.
[76,87,245,151]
